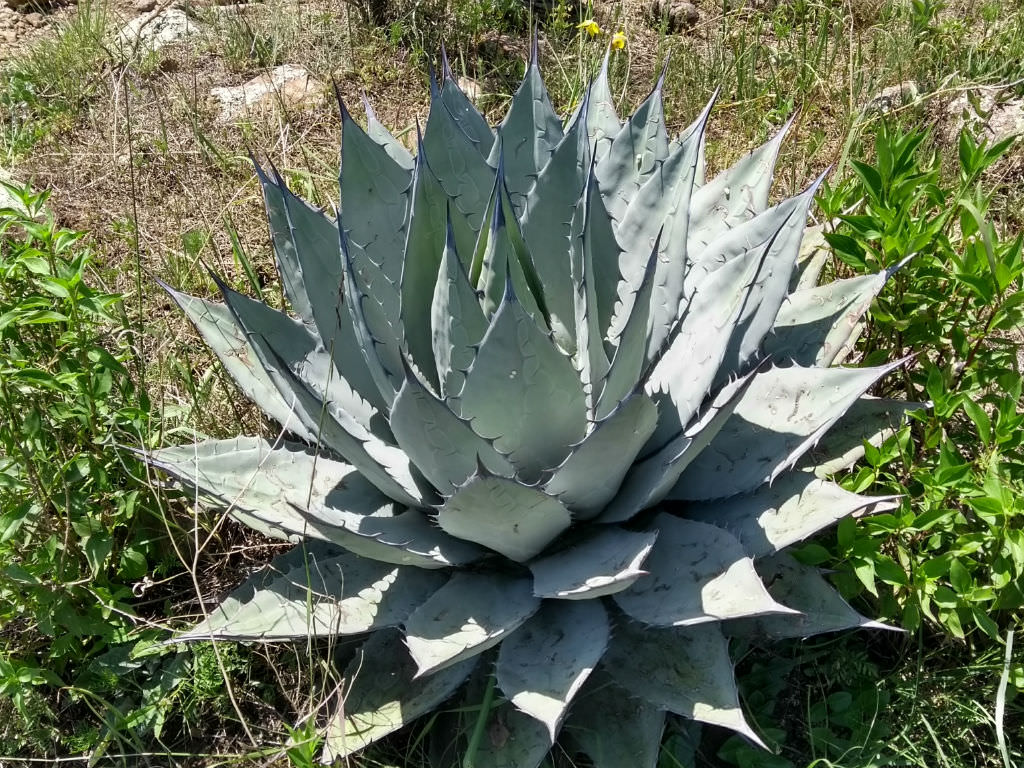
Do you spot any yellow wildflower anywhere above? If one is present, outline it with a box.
[577,18,601,37]
[611,30,627,50]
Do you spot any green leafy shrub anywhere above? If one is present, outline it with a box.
[0,182,201,755]
[811,126,1024,641]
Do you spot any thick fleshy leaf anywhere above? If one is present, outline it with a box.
[682,473,898,557]
[431,218,489,400]
[688,119,791,252]
[610,95,712,357]
[476,168,546,325]
[496,600,609,742]
[401,149,451,392]
[147,436,387,519]
[438,61,495,157]
[252,159,314,327]
[563,670,665,768]
[596,247,657,418]
[571,168,617,413]
[363,95,415,170]
[339,100,412,286]
[437,476,572,562]
[174,542,445,641]
[728,554,899,638]
[530,527,657,599]
[340,225,406,406]
[793,222,831,291]
[604,620,766,748]
[404,573,539,676]
[423,81,496,245]
[491,46,562,214]
[584,52,620,157]
[257,166,388,415]
[543,394,658,519]
[613,513,794,626]
[323,629,476,760]
[147,437,478,568]
[766,271,890,367]
[458,286,587,481]
[803,397,927,476]
[672,359,908,501]
[460,694,551,768]
[599,375,752,523]
[643,233,765,453]
[596,67,669,225]
[214,279,429,506]
[160,285,313,442]
[719,177,823,379]
[520,100,591,352]
[390,362,514,493]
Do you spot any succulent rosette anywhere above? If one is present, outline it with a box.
[147,45,917,766]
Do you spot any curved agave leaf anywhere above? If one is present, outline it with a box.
[728,554,900,639]
[496,600,609,742]
[543,394,658,519]
[766,271,889,366]
[423,78,496,243]
[683,472,899,557]
[792,221,831,291]
[437,476,572,562]
[604,620,766,748]
[613,513,795,626]
[688,118,791,253]
[520,97,591,352]
[803,397,928,477]
[404,573,539,676]
[362,95,415,169]
[596,65,670,225]
[563,669,666,768]
[256,165,388,415]
[458,284,587,481]
[174,542,445,641]
[431,217,489,400]
[490,40,562,214]
[719,177,824,380]
[160,285,313,442]
[438,54,495,157]
[252,158,314,327]
[389,360,515,493]
[596,247,657,418]
[610,94,712,357]
[323,629,477,761]
[146,436,387,518]
[213,279,429,506]
[599,374,753,523]
[339,98,412,286]
[529,527,657,599]
[673,359,909,501]
[570,167,617,413]
[460,694,552,768]
[476,165,546,325]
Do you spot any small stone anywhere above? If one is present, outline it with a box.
[457,75,482,103]
[649,0,699,32]
[865,81,919,114]
[209,64,325,122]
[0,168,30,216]
[945,91,1024,148]
[134,0,156,11]
[24,11,44,27]
[0,29,16,43]
[115,8,199,52]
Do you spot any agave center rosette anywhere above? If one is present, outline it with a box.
[146,45,920,767]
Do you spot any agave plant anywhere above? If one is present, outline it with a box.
[147,46,918,766]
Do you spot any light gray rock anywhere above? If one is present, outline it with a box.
[945,91,1024,146]
[116,7,198,52]
[865,81,919,114]
[209,64,325,122]
[649,0,699,31]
